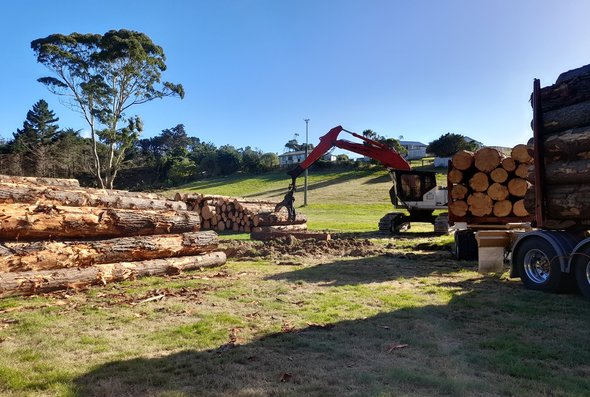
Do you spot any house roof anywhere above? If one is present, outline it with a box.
[399,141,427,146]
[278,150,306,157]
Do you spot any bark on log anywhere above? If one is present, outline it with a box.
[507,178,530,197]
[501,157,517,172]
[448,168,463,184]
[544,184,590,219]
[544,160,590,185]
[467,192,493,217]
[474,147,503,173]
[252,211,307,227]
[0,231,218,272]
[0,184,186,211]
[511,144,533,164]
[490,168,509,183]
[469,172,489,192]
[539,66,590,112]
[0,175,80,188]
[450,184,469,200]
[451,150,474,171]
[0,204,200,239]
[449,200,468,217]
[544,126,590,161]
[542,100,590,134]
[250,230,331,241]
[0,252,226,298]
[493,200,513,217]
[487,183,509,201]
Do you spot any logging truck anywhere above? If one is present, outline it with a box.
[275,125,448,233]
[451,66,590,300]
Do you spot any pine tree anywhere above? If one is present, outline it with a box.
[12,99,60,176]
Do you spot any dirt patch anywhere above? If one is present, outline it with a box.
[221,235,452,262]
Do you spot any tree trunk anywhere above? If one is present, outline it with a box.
[490,167,508,183]
[501,157,517,172]
[539,69,590,112]
[512,199,529,217]
[542,100,590,134]
[474,147,503,173]
[0,231,218,272]
[0,184,186,211]
[544,159,590,185]
[451,150,474,171]
[515,163,530,179]
[469,172,489,192]
[511,144,533,164]
[507,178,530,197]
[0,204,200,240]
[543,126,590,161]
[252,211,307,227]
[448,168,463,184]
[450,184,469,200]
[487,183,509,201]
[449,200,468,217]
[467,192,493,217]
[544,184,590,219]
[493,200,512,217]
[0,175,80,188]
[0,252,226,298]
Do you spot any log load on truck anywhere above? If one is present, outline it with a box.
[451,63,590,300]
[275,126,448,233]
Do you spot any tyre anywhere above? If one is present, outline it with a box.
[514,237,562,293]
[574,248,590,300]
[454,230,478,261]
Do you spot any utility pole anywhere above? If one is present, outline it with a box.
[304,118,310,206]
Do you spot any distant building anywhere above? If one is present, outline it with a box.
[399,141,427,160]
[278,151,335,167]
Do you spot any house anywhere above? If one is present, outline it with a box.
[399,141,427,160]
[278,151,336,167]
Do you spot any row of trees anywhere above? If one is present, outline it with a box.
[0,100,279,187]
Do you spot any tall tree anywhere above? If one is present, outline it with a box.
[31,29,184,188]
[12,99,60,176]
[427,133,480,157]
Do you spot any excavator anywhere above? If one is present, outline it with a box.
[275,125,449,233]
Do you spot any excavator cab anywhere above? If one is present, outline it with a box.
[389,170,438,207]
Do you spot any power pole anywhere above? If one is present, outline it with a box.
[304,118,310,206]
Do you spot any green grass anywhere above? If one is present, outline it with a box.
[0,256,588,396]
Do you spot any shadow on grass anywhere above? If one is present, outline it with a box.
[73,275,590,397]
[265,255,460,286]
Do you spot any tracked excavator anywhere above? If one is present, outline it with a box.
[275,125,449,233]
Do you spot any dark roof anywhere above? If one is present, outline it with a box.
[399,141,426,146]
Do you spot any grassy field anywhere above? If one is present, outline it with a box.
[1,165,589,396]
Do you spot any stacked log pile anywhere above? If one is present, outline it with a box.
[0,175,226,297]
[179,193,307,233]
[526,64,590,229]
[448,146,533,221]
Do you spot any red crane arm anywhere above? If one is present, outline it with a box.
[287,125,411,181]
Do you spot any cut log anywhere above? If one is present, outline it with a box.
[544,159,590,185]
[507,178,530,197]
[511,144,533,164]
[0,175,79,188]
[0,252,226,298]
[0,184,186,211]
[514,163,530,179]
[252,211,307,227]
[449,200,468,217]
[474,147,503,173]
[257,224,308,232]
[450,184,469,200]
[490,168,509,183]
[542,100,590,134]
[469,172,489,192]
[487,183,509,201]
[544,184,590,219]
[0,204,200,240]
[544,126,590,161]
[201,204,215,221]
[451,150,474,171]
[512,199,529,217]
[0,231,218,272]
[501,157,517,172]
[467,192,493,217]
[539,67,590,112]
[493,200,513,217]
[448,168,463,184]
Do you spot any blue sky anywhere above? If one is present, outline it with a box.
[1,0,589,155]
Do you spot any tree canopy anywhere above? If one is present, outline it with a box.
[31,29,184,188]
[427,133,480,157]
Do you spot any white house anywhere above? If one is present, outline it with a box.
[278,151,336,167]
[399,141,427,160]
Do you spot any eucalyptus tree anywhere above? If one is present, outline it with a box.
[31,29,184,188]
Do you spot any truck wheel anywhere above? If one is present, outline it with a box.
[454,230,478,261]
[574,250,590,300]
[515,237,562,293]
